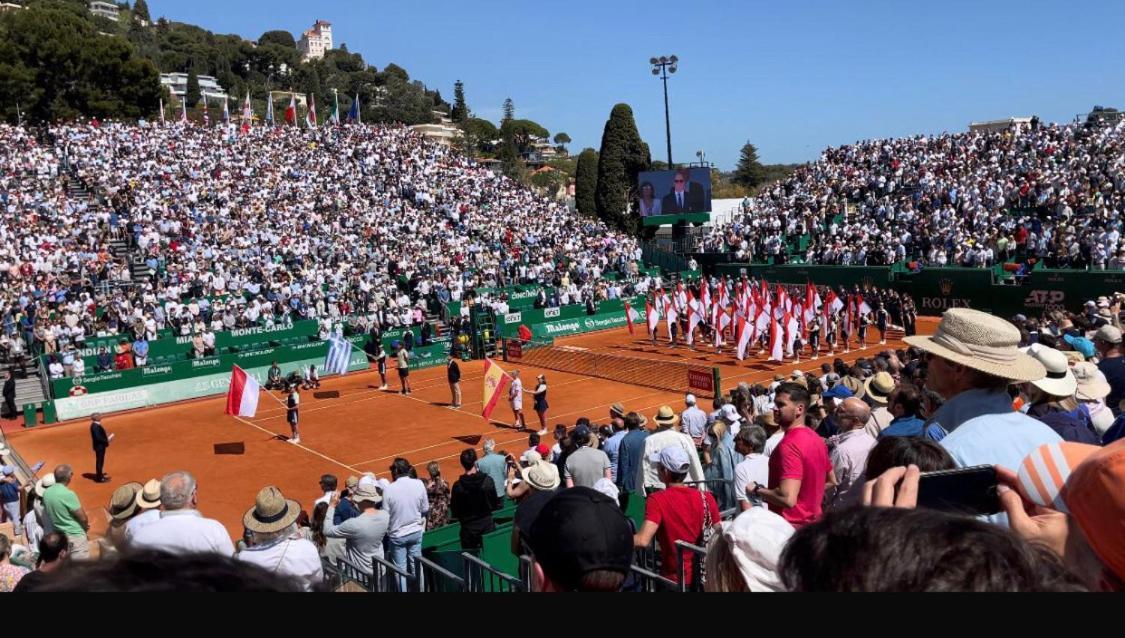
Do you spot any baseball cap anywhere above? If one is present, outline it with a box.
[1063,334,1097,360]
[535,443,550,457]
[648,446,691,474]
[1017,441,1125,582]
[822,385,854,400]
[1094,325,1122,345]
[573,424,591,441]
[526,487,633,591]
[1,466,13,476]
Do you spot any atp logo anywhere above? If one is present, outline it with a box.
[1024,290,1065,307]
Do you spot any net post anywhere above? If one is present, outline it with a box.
[500,337,509,363]
[712,367,721,399]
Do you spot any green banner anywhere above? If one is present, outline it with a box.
[52,349,368,422]
[51,337,368,399]
[497,296,642,340]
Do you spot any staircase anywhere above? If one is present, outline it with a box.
[13,375,47,415]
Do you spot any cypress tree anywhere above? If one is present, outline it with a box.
[185,67,201,107]
[595,103,651,232]
[575,148,599,217]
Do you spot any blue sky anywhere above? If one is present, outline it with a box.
[147,0,1124,170]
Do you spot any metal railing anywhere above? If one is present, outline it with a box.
[628,565,680,592]
[330,555,418,592]
[674,540,709,592]
[461,552,531,592]
[418,556,466,593]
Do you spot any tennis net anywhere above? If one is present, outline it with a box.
[500,338,720,398]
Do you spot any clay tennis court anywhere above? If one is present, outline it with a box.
[6,318,937,542]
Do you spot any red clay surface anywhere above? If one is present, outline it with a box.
[7,317,938,542]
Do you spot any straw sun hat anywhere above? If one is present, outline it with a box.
[243,486,302,534]
[904,308,1045,383]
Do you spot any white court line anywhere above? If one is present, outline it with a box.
[232,415,361,474]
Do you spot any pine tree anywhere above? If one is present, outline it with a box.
[185,67,201,107]
[595,103,651,232]
[732,141,767,190]
[575,149,599,217]
[502,97,514,124]
[451,80,468,123]
[133,0,151,22]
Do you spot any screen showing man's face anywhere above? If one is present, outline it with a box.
[673,175,687,193]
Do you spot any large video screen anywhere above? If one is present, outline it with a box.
[636,167,713,217]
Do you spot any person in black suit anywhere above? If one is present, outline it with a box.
[661,168,708,214]
[2,370,15,420]
[447,351,462,409]
[90,413,112,483]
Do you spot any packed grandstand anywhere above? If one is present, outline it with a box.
[1,108,1124,593]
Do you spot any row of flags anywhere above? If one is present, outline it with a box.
[636,279,872,363]
[159,91,363,130]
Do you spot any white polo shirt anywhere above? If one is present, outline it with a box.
[128,509,235,556]
[236,534,323,590]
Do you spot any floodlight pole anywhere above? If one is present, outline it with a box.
[660,65,672,167]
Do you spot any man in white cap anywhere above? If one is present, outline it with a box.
[904,309,1061,512]
[633,446,722,589]
[680,393,708,450]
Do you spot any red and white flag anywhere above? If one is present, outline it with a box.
[698,281,711,310]
[306,93,318,129]
[285,93,297,126]
[785,311,799,357]
[646,301,660,335]
[858,294,872,316]
[624,301,639,335]
[666,304,678,342]
[225,365,260,417]
[754,307,771,344]
[686,297,703,345]
[769,316,784,362]
[735,316,752,360]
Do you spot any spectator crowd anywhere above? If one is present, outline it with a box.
[704,117,1125,270]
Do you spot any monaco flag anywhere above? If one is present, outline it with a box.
[769,316,785,362]
[646,301,660,335]
[225,365,260,417]
[736,316,752,360]
[624,301,640,335]
[481,358,512,421]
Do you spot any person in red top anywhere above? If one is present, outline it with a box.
[633,446,721,587]
[751,382,836,529]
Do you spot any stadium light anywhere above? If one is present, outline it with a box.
[650,55,679,166]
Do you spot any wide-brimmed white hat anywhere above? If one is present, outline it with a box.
[1072,362,1111,402]
[904,308,1045,383]
[1022,344,1077,398]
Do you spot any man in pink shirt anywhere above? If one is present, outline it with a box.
[751,383,836,529]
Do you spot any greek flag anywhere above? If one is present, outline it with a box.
[323,336,352,376]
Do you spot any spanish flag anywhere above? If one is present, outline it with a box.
[481,358,512,421]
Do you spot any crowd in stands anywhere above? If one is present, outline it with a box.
[1,121,640,375]
[2,293,1125,591]
[704,117,1125,270]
